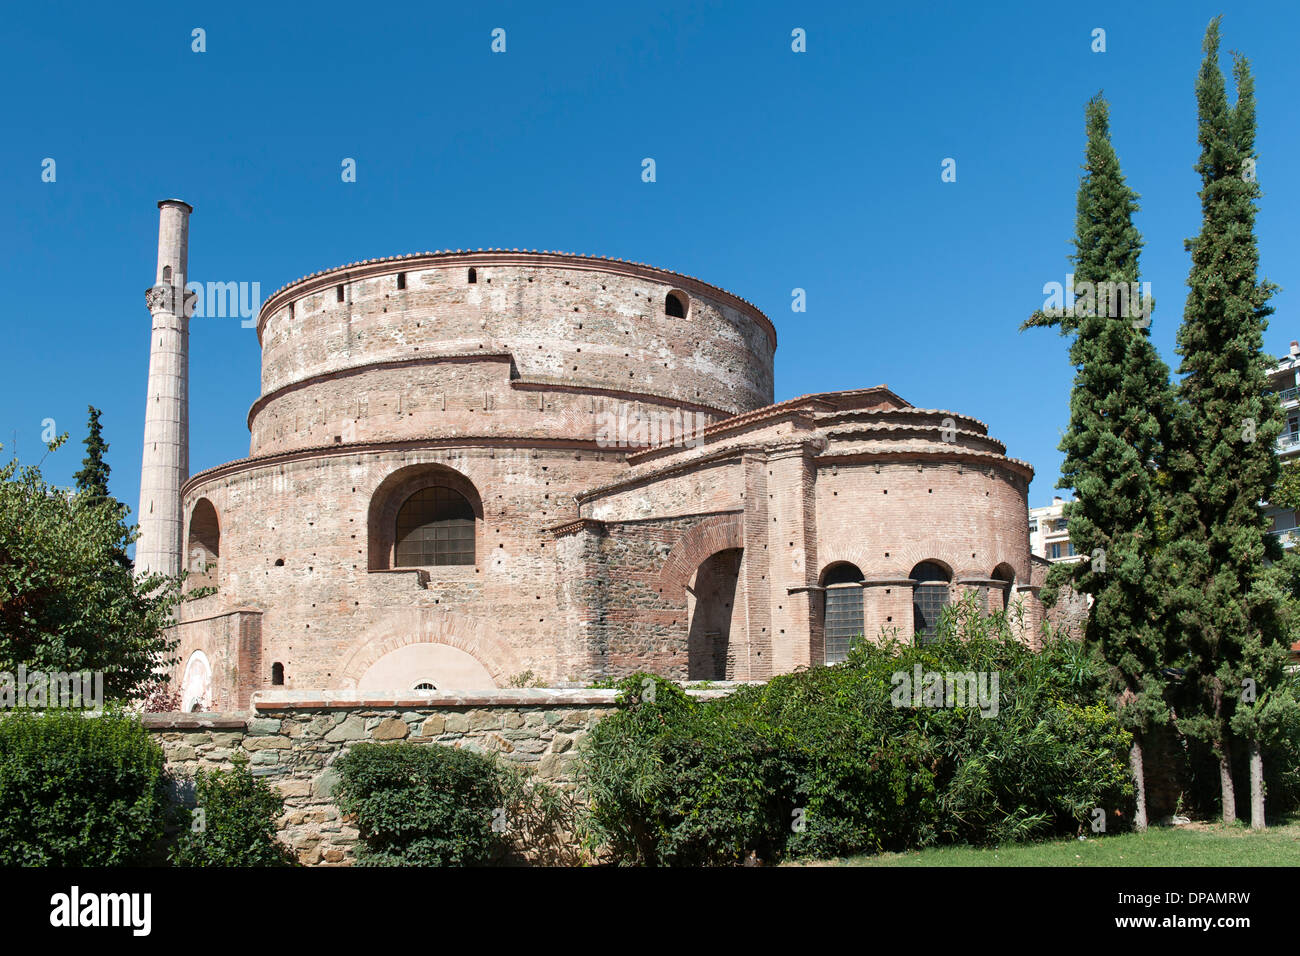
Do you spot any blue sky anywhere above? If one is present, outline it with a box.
[3,0,1298,523]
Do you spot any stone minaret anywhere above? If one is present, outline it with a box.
[136,199,193,578]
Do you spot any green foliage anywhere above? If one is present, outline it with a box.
[170,759,295,867]
[578,596,1134,865]
[1160,17,1295,812]
[0,443,183,701]
[505,670,547,688]
[1021,93,1174,752]
[0,709,168,865]
[1273,461,1300,512]
[496,763,584,865]
[334,742,504,866]
[72,406,112,502]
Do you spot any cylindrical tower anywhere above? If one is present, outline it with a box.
[136,199,193,578]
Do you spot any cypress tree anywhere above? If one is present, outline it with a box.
[1024,93,1173,831]
[73,405,111,500]
[72,405,132,571]
[1163,18,1292,828]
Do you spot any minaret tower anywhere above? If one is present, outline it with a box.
[136,199,193,579]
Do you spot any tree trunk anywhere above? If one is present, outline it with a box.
[1249,739,1265,830]
[1219,740,1236,825]
[1214,679,1236,825]
[1129,737,1148,831]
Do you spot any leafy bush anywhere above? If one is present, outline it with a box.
[497,764,584,865]
[0,442,183,702]
[334,743,504,866]
[170,759,295,867]
[0,709,168,865]
[578,594,1135,865]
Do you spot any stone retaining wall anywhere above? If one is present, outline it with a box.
[144,686,736,865]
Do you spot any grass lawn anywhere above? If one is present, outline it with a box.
[810,816,1300,866]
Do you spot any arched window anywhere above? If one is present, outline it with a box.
[665,290,688,319]
[395,486,476,566]
[468,268,477,284]
[822,563,865,664]
[910,561,951,647]
[271,662,284,686]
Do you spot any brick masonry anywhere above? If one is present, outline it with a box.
[166,251,1050,708]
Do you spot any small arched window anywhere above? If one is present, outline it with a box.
[665,291,688,319]
[271,662,284,686]
[468,268,477,284]
[395,486,475,566]
[822,563,865,664]
[910,561,951,647]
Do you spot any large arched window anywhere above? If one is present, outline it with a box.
[910,561,951,647]
[395,486,476,566]
[822,563,865,664]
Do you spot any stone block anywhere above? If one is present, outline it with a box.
[371,717,408,740]
[324,715,367,742]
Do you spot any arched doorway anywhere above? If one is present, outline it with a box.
[991,563,1016,612]
[687,548,742,680]
[186,499,220,591]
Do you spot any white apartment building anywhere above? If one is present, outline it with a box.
[1266,340,1300,549]
[1029,496,1085,563]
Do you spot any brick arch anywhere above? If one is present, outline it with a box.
[815,542,874,580]
[657,513,744,600]
[337,607,525,688]
[886,539,983,581]
[367,463,485,570]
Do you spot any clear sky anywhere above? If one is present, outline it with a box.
[3,0,1297,529]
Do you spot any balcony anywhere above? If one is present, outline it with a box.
[1279,386,1300,405]
[1270,528,1299,549]
[1278,432,1300,454]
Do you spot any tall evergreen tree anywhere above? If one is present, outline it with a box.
[72,405,131,570]
[1024,93,1174,831]
[1163,18,1293,828]
[73,406,111,500]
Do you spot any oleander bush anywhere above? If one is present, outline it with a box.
[577,593,1136,865]
[170,759,295,867]
[0,709,168,866]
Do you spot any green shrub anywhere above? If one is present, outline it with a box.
[577,594,1136,865]
[334,742,503,866]
[170,759,295,867]
[0,709,168,865]
[497,763,584,865]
